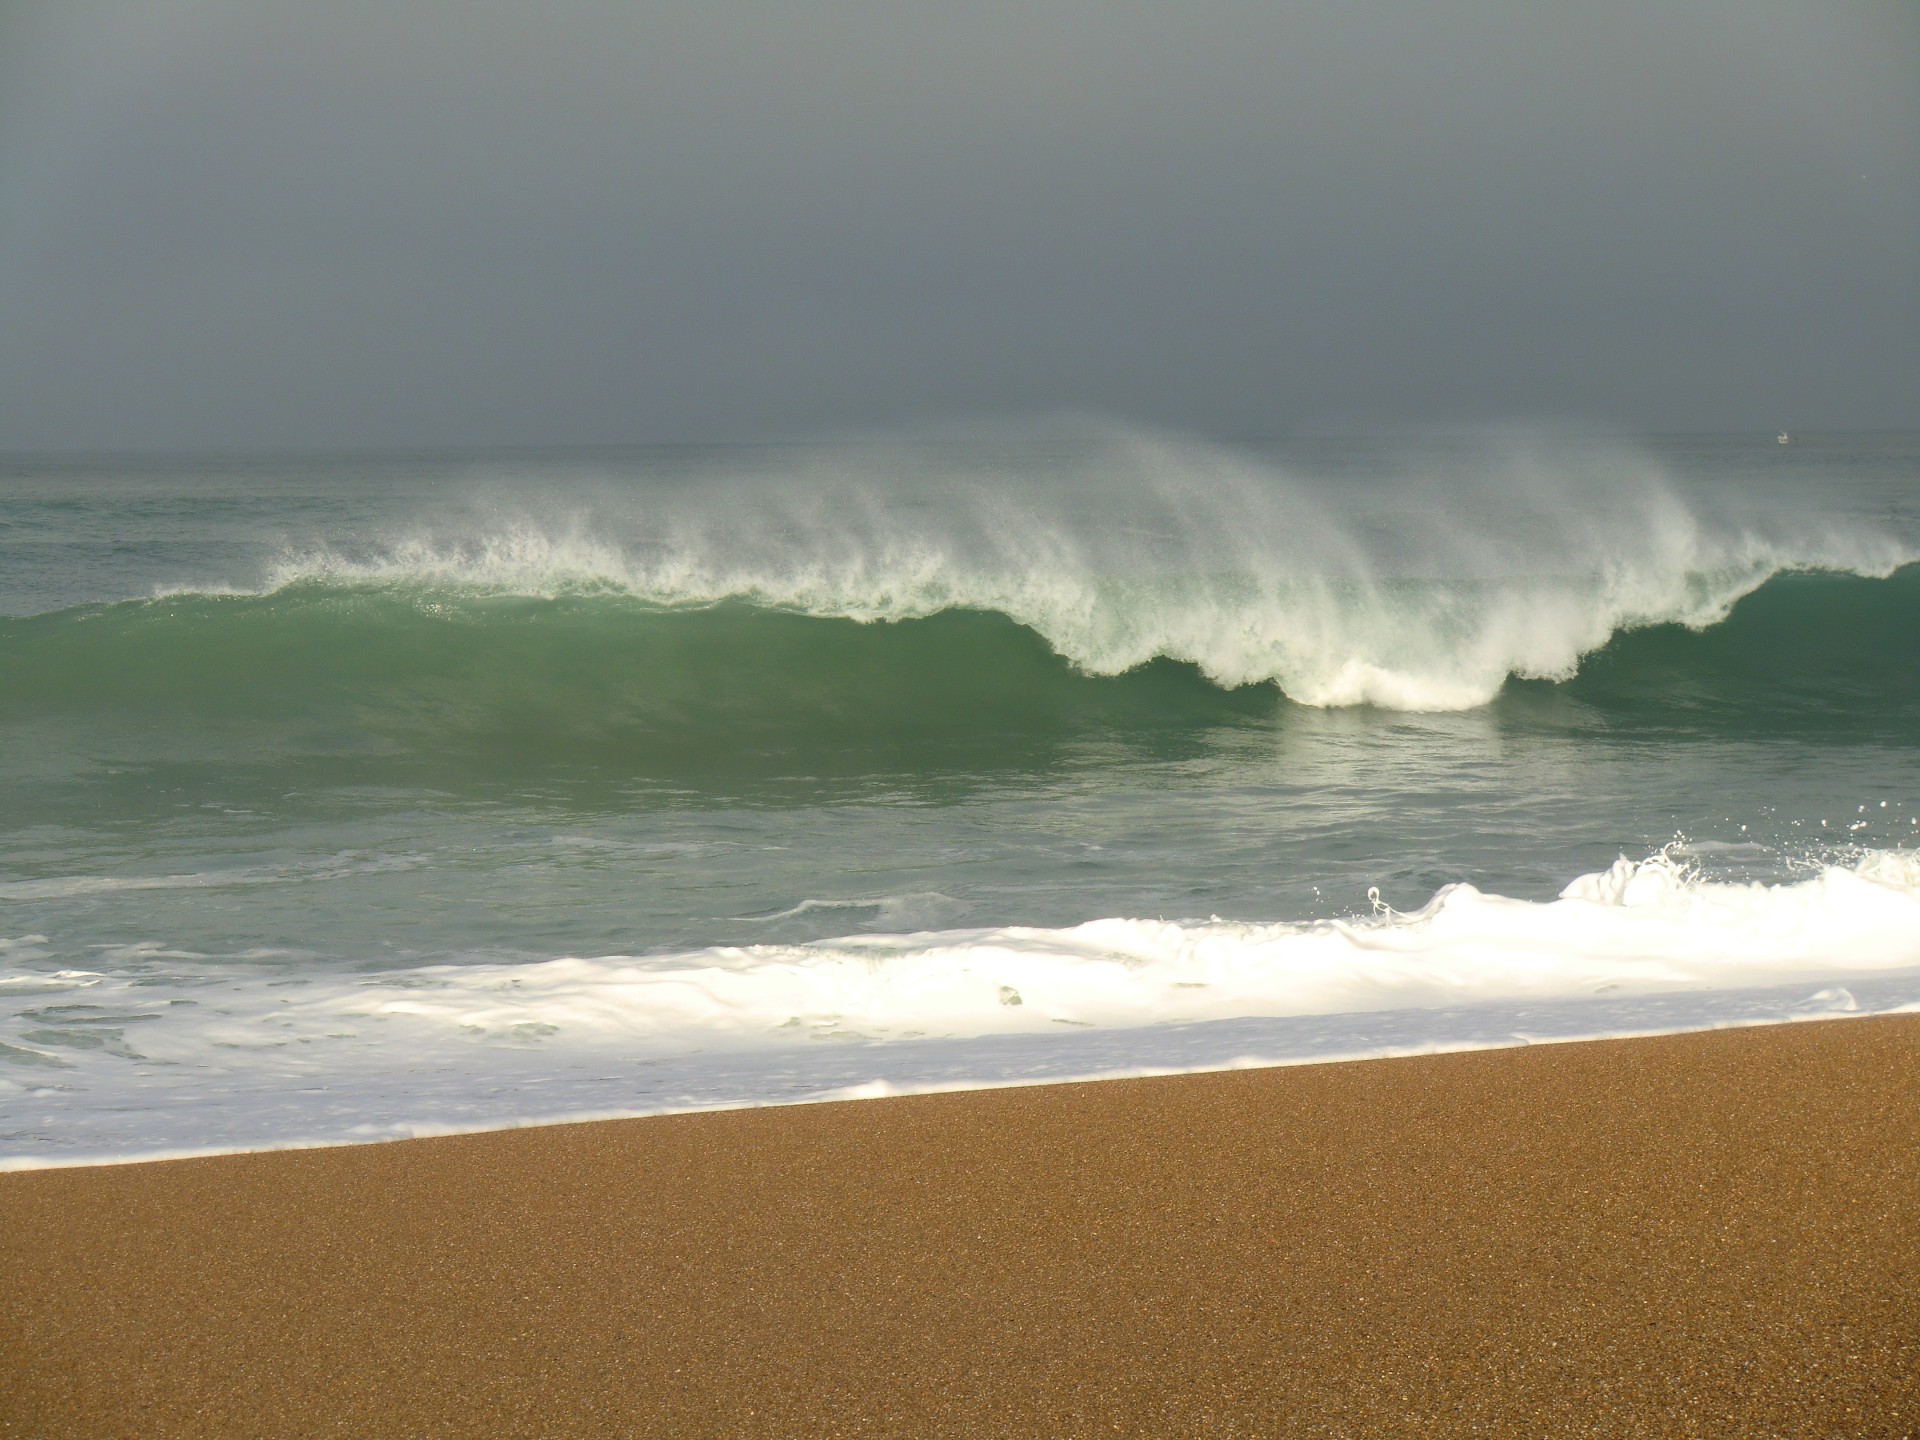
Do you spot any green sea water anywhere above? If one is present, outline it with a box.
[3,426,1917,1161]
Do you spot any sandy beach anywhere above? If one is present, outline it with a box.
[5,1015,1918,1438]
[8,5,1919,1435]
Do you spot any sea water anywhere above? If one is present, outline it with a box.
[3,424,1917,1165]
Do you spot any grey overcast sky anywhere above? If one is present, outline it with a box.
[0,1,1915,450]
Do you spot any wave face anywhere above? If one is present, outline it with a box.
[5,566,1916,783]
[0,594,1274,787]
[1559,564,1920,728]
[240,500,1907,712]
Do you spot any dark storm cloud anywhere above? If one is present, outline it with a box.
[1,0,1915,449]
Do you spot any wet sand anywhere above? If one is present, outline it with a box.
[4,1015,1919,1438]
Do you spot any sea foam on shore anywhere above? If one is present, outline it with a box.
[7,849,1918,1168]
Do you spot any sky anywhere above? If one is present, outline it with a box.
[0,1,1915,451]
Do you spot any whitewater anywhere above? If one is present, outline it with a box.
[2,425,1917,1165]
[168,427,1909,709]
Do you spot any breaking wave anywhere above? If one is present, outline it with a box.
[233,519,1903,712]
[7,847,1919,1167]
[4,427,1912,769]
[2,566,1914,759]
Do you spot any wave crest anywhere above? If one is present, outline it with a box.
[253,541,1903,713]
[75,425,1920,710]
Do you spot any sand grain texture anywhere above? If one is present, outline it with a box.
[4,1016,1919,1437]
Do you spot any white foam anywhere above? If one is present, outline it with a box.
[0,851,433,902]
[213,850,1916,1051]
[5,849,1919,1166]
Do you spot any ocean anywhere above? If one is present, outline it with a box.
[3,423,1918,1166]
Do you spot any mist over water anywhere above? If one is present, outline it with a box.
[3,426,1918,1163]
[179,423,1910,708]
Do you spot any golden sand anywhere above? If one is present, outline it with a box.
[5,1016,1919,1437]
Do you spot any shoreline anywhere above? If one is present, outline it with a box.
[11,975,1918,1175]
[5,1015,1919,1435]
